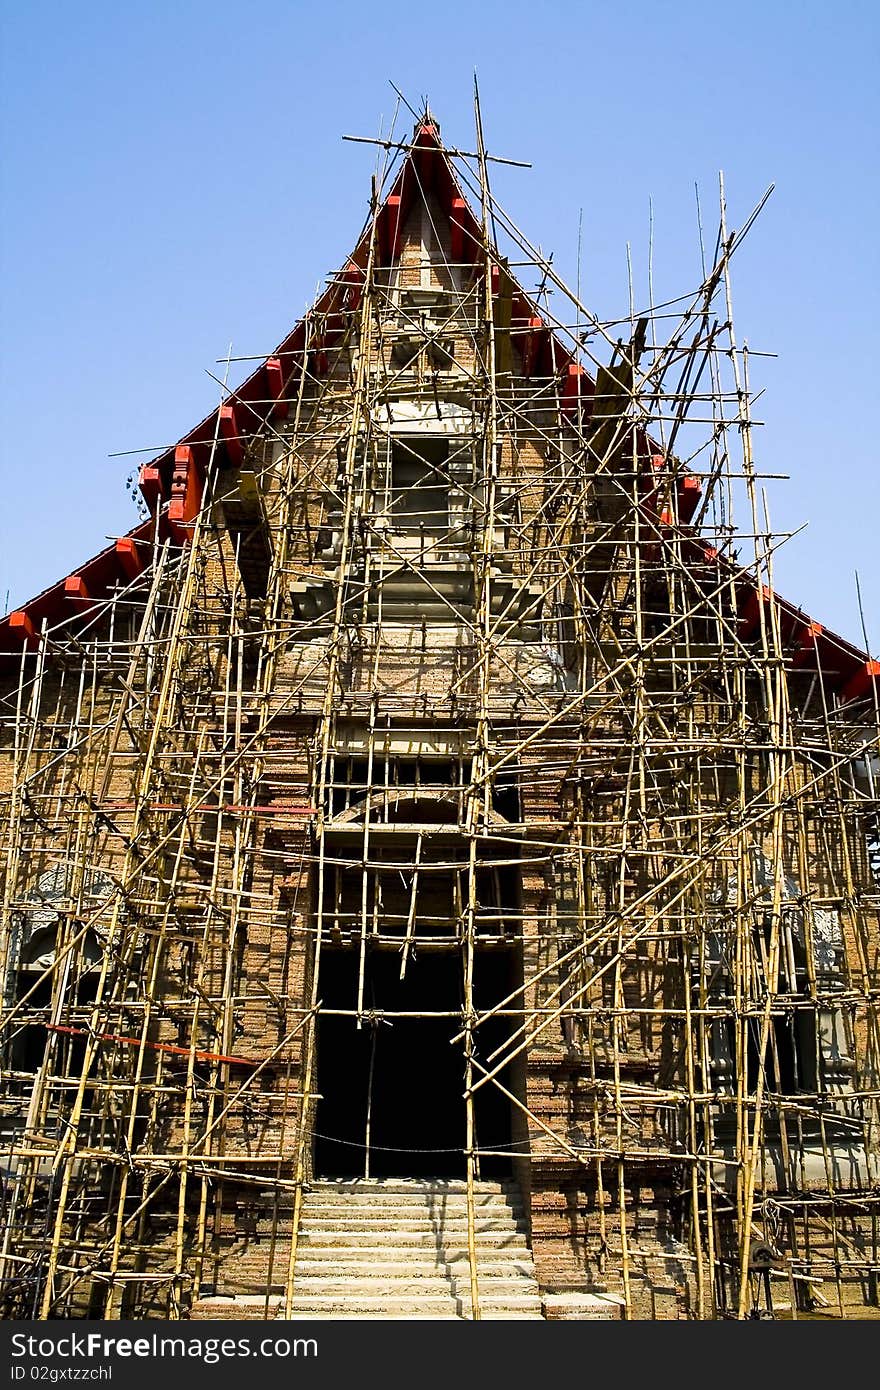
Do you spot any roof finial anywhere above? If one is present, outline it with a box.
[418,102,439,138]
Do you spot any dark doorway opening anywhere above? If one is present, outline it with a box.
[314,946,520,1179]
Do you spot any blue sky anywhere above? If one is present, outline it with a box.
[1,0,878,646]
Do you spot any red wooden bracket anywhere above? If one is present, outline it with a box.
[450,198,467,263]
[138,464,163,513]
[8,610,37,647]
[219,405,244,466]
[265,357,289,421]
[382,195,403,263]
[840,659,880,703]
[521,318,545,378]
[561,362,590,416]
[738,584,772,638]
[677,474,702,523]
[116,537,144,580]
[791,621,823,670]
[64,575,91,604]
[168,444,205,537]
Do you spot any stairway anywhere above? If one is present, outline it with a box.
[289,1178,544,1319]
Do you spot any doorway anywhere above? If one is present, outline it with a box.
[314,946,520,1179]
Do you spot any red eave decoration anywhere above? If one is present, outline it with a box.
[168,444,205,538]
[521,317,546,379]
[677,475,702,523]
[219,404,244,467]
[64,574,91,604]
[116,537,144,580]
[381,194,403,265]
[561,362,592,417]
[840,660,880,705]
[738,584,772,638]
[265,357,289,421]
[8,610,37,648]
[791,620,824,670]
[139,464,164,513]
[450,197,467,264]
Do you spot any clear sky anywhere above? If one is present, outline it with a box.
[1,0,877,647]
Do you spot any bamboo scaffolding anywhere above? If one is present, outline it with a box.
[0,104,877,1323]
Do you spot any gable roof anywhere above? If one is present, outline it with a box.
[1,118,877,709]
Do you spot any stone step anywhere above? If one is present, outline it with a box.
[190,1298,283,1322]
[303,1191,524,1212]
[308,1180,517,1195]
[301,1204,524,1222]
[542,1292,626,1321]
[299,1311,542,1320]
[301,1216,526,1233]
[301,1211,525,1227]
[292,1276,539,1297]
[286,1177,542,1319]
[298,1229,531,1250]
[301,1207,525,1226]
[287,1294,542,1316]
[293,1256,537,1277]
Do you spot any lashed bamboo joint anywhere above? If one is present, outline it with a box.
[0,103,878,1322]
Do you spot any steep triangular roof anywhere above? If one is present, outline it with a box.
[1,117,877,706]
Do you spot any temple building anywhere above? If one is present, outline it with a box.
[1,112,878,1320]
